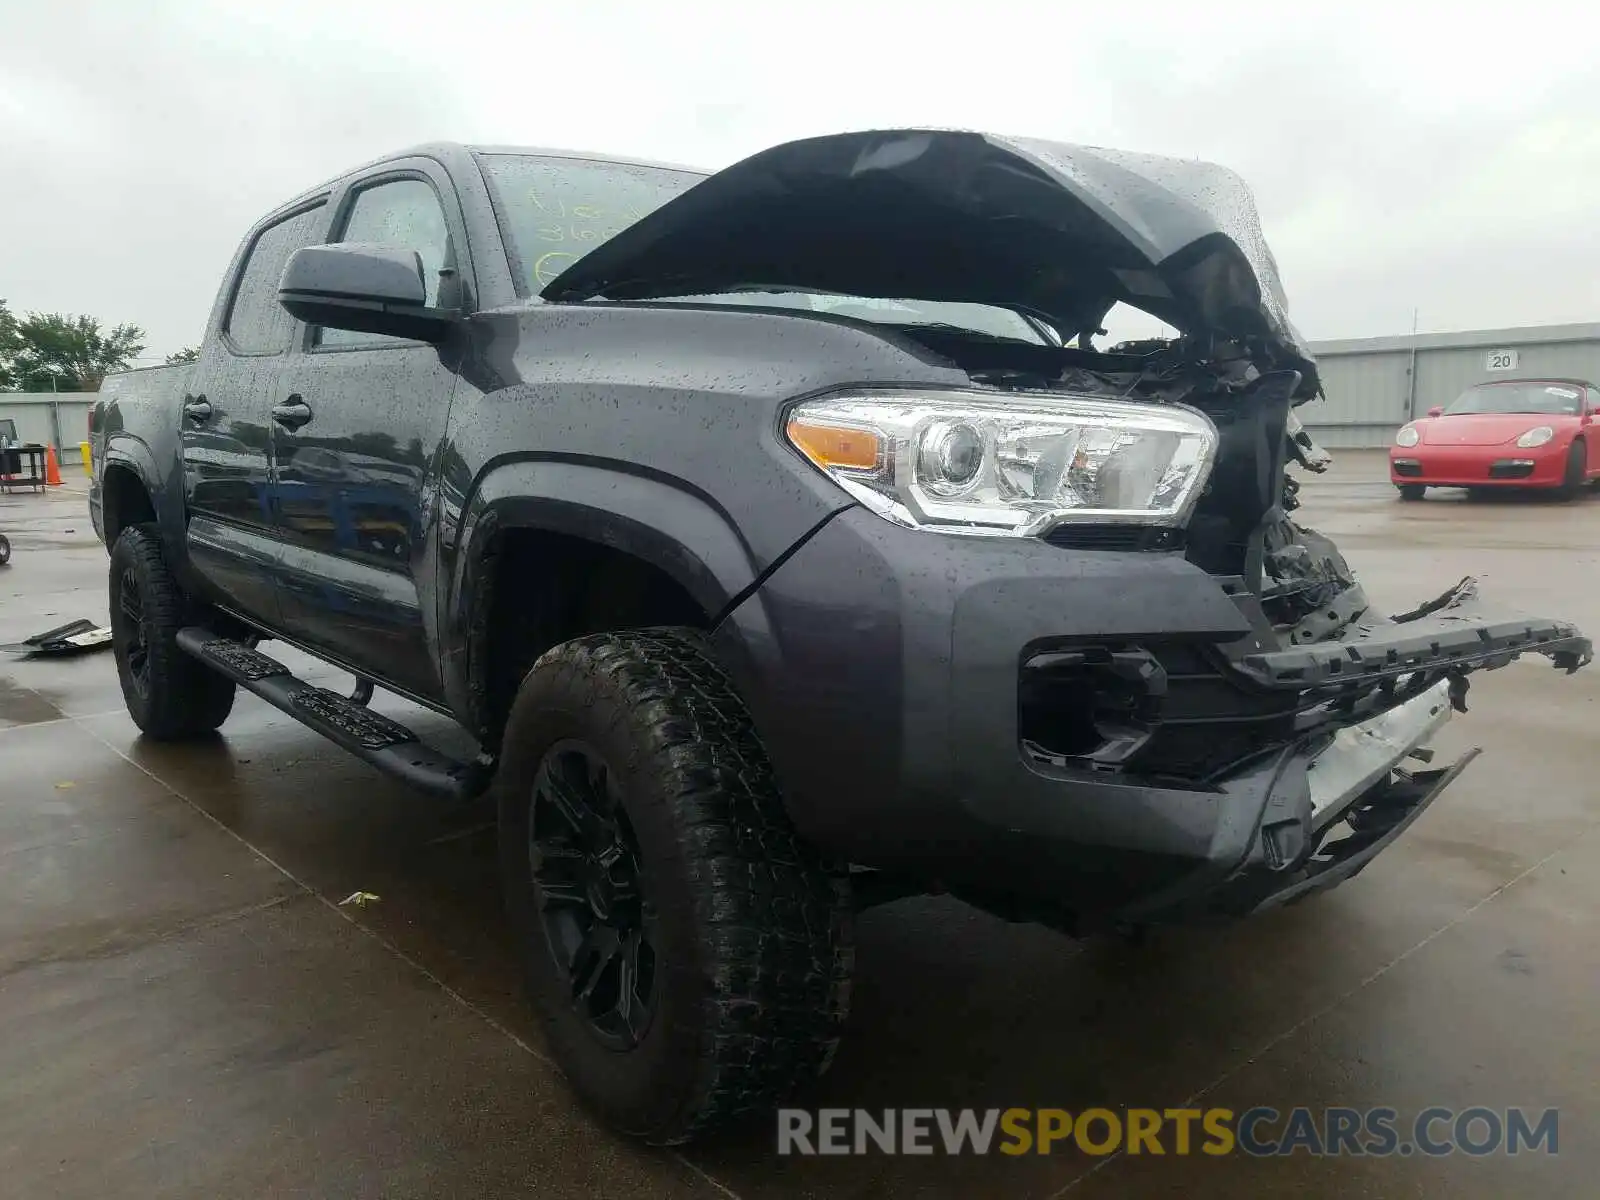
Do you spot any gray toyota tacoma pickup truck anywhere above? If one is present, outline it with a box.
[89,129,1591,1144]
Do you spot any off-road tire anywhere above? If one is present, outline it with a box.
[108,523,236,738]
[1396,484,1426,501]
[495,628,854,1145]
[1558,441,1587,500]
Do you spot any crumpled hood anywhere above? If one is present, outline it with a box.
[539,128,1318,392]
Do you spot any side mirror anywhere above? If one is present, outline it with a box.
[278,243,456,343]
[1583,410,1595,426]
[1426,406,1444,418]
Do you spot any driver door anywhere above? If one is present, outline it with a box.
[268,162,468,700]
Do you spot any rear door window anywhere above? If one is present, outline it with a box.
[224,203,329,355]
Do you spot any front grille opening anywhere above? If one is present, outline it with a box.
[1043,526,1185,552]
[1392,459,1423,477]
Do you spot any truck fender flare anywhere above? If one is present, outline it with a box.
[441,457,773,727]
[99,435,174,537]
[451,457,762,618]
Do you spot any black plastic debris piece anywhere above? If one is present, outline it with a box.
[0,618,113,657]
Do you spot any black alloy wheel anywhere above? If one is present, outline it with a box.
[106,524,236,738]
[529,740,657,1049]
[116,565,151,698]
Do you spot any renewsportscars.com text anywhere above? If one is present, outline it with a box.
[776,1106,1559,1157]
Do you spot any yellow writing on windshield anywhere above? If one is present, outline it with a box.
[529,190,651,248]
[533,251,579,287]
[536,224,623,244]
[529,188,650,224]
[525,190,657,287]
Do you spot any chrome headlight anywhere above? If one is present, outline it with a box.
[1516,426,1555,448]
[1395,424,1420,448]
[784,390,1218,536]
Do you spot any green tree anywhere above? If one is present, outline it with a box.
[0,300,20,390]
[10,312,146,391]
[165,346,200,365]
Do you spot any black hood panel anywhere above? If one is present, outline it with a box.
[539,128,1315,385]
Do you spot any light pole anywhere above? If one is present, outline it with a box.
[42,365,65,452]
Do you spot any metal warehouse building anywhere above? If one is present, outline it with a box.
[1300,322,1600,449]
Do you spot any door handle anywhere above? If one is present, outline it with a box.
[271,396,313,430]
[182,395,213,423]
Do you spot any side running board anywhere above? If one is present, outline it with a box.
[176,628,488,802]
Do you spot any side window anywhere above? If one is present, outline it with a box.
[318,178,451,348]
[224,203,328,354]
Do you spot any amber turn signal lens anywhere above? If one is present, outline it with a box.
[786,418,882,471]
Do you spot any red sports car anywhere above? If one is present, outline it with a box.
[1389,378,1600,500]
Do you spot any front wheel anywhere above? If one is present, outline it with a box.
[1557,441,1587,500]
[108,524,236,739]
[0,532,10,566]
[1396,483,1426,501]
[495,628,853,1145]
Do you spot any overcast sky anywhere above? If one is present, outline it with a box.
[4,0,1597,361]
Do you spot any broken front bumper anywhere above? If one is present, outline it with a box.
[1122,679,1471,924]
[1137,577,1591,922]
[1230,576,1591,694]
[715,508,1592,928]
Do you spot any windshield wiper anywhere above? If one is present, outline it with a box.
[891,321,1052,346]
[618,286,1067,347]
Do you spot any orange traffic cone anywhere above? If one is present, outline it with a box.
[45,444,63,487]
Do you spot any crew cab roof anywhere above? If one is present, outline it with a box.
[272,141,708,213]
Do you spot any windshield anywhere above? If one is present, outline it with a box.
[479,153,1057,345]
[479,153,703,291]
[1444,381,1586,416]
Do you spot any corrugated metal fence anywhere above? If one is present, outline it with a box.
[0,393,97,465]
[1301,323,1600,449]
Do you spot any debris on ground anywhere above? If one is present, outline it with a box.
[0,618,112,658]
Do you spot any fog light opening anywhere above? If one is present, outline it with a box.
[1019,646,1166,766]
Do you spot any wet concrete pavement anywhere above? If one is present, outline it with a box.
[2,462,1597,1197]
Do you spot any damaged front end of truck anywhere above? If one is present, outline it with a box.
[985,336,1589,922]
[543,128,1593,922]
[1064,355,1590,920]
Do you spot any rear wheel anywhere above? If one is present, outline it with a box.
[1396,484,1426,501]
[1558,441,1587,500]
[108,524,236,739]
[0,532,10,566]
[495,628,854,1145]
